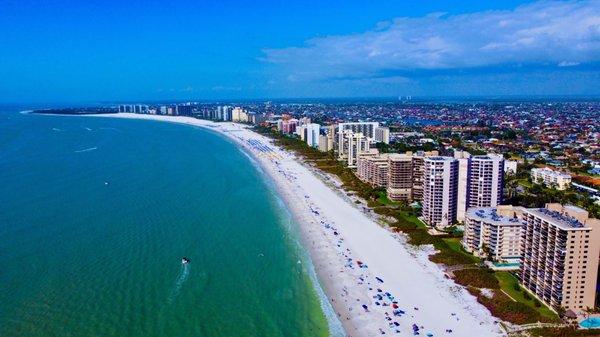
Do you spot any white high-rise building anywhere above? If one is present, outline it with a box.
[337,122,379,140]
[468,155,504,209]
[422,157,459,228]
[463,205,524,262]
[374,127,390,144]
[301,123,320,148]
[217,106,232,121]
[455,152,505,223]
[338,130,370,167]
[231,107,248,122]
[455,151,471,222]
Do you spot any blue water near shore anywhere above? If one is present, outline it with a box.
[0,110,332,337]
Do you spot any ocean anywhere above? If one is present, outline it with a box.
[0,110,332,337]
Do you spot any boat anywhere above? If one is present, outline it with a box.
[181,257,190,264]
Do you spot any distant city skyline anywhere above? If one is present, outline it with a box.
[1,0,599,103]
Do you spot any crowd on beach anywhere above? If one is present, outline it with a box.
[241,134,467,336]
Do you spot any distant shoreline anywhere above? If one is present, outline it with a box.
[29,108,117,115]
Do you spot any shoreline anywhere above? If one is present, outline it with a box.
[83,113,505,337]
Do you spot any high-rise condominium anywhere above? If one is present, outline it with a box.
[411,151,439,202]
[422,157,459,228]
[468,155,504,207]
[338,130,370,167]
[300,123,320,148]
[374,127,390,144]
[357,153,390,187]
[462,205,524,262]
[520,204,600,312]
[455,152,505,222]
[337,122,380,140]
[387,154,413,201]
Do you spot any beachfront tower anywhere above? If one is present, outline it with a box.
[337,122,380,140]
[463,205,524,262]
[304,123,321,148]
[519,204,600,312]
[455,152,504,223]
[387,154,413,202]
[422,156,459,228]
[467,155,504,210]
[338,130,370,168]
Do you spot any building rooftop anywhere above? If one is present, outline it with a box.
[467,207,522,226]
[471,154,503,161]
[426,156,455,162]
[531,167,571,178]
[526,207,587,230]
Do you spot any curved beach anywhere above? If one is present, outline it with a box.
[95,113,505,337]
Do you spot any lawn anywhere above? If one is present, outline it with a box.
[495,271,560,322]
[376,191,399,206]
[517,178,533,188]
[392,208,427,229]
[442,238,480,264]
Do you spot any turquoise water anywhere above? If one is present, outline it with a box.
[0,111,331,337]
[580,317,600,329]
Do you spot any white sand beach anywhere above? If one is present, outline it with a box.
[93,113,506,337]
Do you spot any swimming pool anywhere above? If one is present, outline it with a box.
[493,262,520,267]
[580,317,600,329]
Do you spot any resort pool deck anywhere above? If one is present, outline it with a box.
[580,317,600,329]
[487,261,521,271]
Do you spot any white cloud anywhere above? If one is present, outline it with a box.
[211,85,242,91]
[263,1,600,81]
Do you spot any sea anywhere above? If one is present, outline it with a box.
[0,109,340,337]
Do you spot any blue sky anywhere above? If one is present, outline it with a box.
[0,0,598,103]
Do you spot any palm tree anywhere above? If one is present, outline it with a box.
[505,172,519,199]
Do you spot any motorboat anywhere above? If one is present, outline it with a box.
[181,257,190,264]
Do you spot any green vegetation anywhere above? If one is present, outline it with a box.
[441,238,480,264]
[473,289,547,325]
[495,271,559,322]
[454,268,499,289]
[376,190,399,206]
[504,163,600,218]
[254,126,564,326]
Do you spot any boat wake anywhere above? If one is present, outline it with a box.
[74,146,98,153]
[167,263,190,304]
[99,127,121,132]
